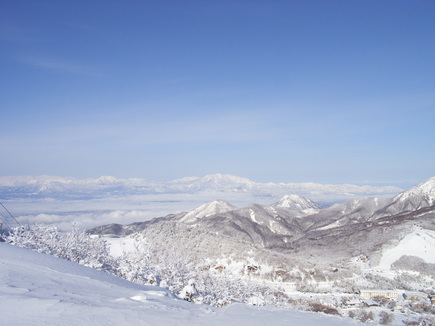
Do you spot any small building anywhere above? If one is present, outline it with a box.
[360,289,400,300]
[360,289,433,305]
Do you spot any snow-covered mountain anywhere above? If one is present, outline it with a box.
[89,176,435,291]
[0,173,403,204]
[274,194,319,210]
[298,178,435,232]
[166,173,256,193]
[300,197,390,231]
[373,176,435,217]
[179,200,237,223]
[92,175,435,245]
[274,194,320,216]
[0,175,155,198]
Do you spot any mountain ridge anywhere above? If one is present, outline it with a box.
[89,176,435,284]
[0,173,404,204]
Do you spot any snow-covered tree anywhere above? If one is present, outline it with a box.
[115,236,156,285]
[179,279,198,302]
[5,224,114,272]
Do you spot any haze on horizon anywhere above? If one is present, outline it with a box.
[1,0,434,188]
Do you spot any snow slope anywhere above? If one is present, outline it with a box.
[377,227,435,270]
[0,243,368,326]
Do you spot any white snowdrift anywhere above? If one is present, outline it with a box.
[0,243,364,326]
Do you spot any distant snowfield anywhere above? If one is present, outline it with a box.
[0,243,364,326]
[377,227,435,270]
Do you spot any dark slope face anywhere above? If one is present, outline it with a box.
[299,197,389,232]
[89,205,435,268]
[87,213,185,236]
[295,178,435,232]
[176,202,311,249]
[284,205,435,261]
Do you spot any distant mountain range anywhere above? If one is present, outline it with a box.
[89,176,435,291]
[0,173,403,204]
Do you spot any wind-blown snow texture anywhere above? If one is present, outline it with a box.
[0,243,364,326]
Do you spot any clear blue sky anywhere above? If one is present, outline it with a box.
[1,0,434,187]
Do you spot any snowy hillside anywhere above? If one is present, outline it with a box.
[0,243,365,326]
[377,227,435,270]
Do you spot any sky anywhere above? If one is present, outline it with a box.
[1,0,434,187]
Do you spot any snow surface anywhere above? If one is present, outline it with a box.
[377,227,435,270]
[0,243,366,326]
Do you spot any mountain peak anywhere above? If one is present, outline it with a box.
[411,176,435,196]
[179,200,237,223]
[394,176,435,207]
[95,176,121,184]
[274,194,320,211]
[200,174,254,185]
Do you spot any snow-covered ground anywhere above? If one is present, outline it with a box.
[0,243,369,326]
